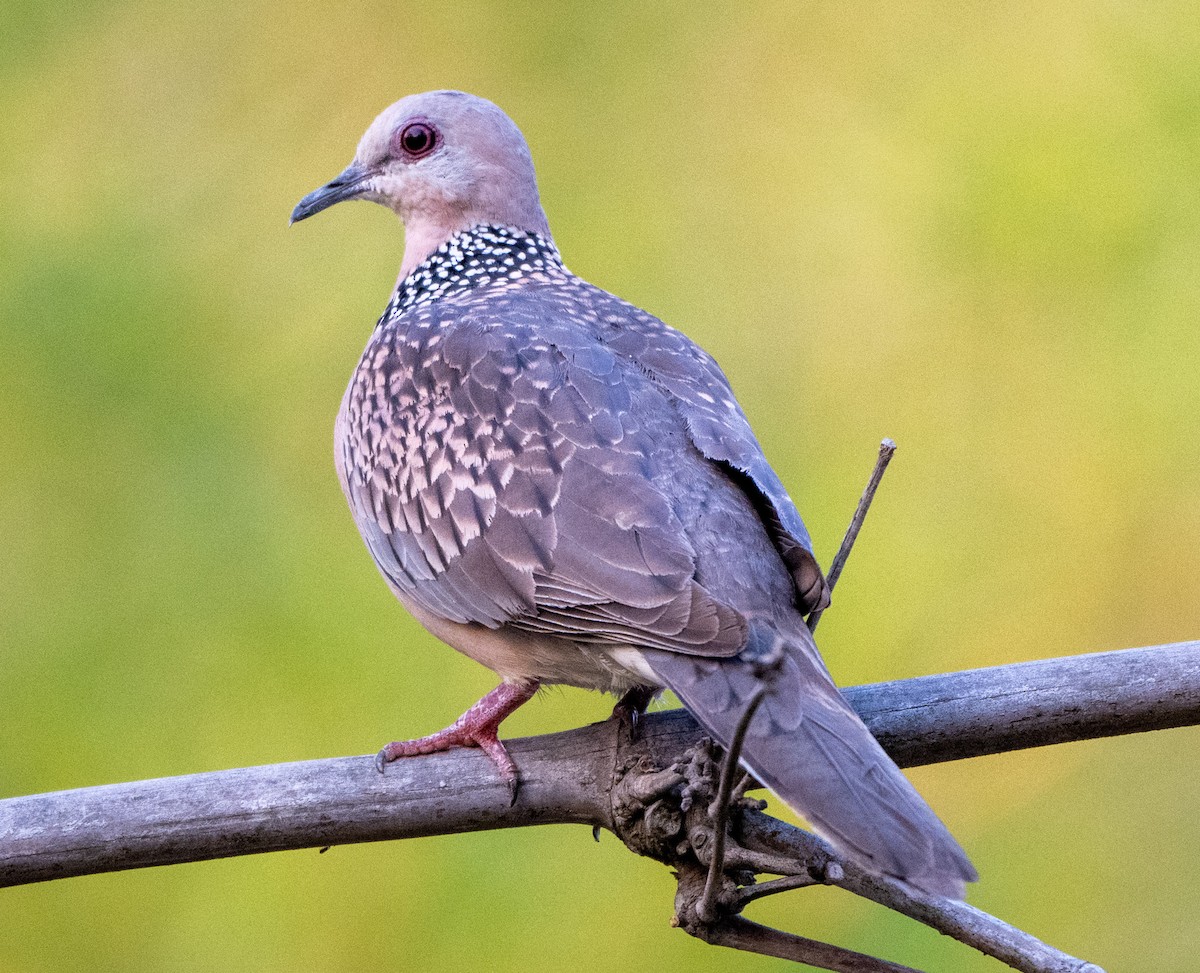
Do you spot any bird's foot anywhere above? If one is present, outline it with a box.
[376,679,539,804]
[610,685,659,742]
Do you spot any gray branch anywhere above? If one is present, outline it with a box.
[3,641,1197,972]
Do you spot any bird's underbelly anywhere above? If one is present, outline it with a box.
[404,600,660,693]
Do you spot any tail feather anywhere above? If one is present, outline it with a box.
[645,621,977,898]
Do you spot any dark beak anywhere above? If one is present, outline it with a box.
[290,162,373,224]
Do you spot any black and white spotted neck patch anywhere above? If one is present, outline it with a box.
[382,224,566,320]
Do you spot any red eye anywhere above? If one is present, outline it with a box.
[394,121,438,159]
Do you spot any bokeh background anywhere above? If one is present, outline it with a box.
[3,2,1199,970]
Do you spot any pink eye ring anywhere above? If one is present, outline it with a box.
[394,121,438,159]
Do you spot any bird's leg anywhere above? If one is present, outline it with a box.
[610,684,659,741]
[376,679,539,801]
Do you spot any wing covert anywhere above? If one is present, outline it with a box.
[594,292,831,613]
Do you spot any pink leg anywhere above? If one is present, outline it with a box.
[376,680,540,801]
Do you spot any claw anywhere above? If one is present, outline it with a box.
[611,685,658,742]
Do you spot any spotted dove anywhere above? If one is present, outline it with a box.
[291,90,977,898]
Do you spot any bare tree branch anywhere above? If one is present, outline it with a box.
[739,815,1105,973]
[2,640,1196,972]
[849,639,1200,766]
[3,641,1196,888]
[691,913,924,972]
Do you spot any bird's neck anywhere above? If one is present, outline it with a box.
[398,218,465,283]
[398,208,553,285]
[387,223,565,315]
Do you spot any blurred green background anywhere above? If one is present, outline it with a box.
[3,1,1198,970]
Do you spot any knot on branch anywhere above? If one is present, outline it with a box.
[610,752,686,861]
[609,736,837,932]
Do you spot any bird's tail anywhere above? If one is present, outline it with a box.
[645,620,977,898]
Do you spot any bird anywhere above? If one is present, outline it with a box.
[291,90,977,899]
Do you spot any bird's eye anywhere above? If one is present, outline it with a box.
[394,122,438,159]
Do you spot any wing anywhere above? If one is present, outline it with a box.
[337,289,747,658]
[590,288,831,614]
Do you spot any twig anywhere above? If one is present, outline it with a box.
[729,769,757,803]
[696,685,766,922]
[701,915,924,973]
[733,872,820,905]
[808,438,897,633]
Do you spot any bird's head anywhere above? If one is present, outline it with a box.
[291,90,551,278]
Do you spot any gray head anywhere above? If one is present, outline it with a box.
[292,91,552,278]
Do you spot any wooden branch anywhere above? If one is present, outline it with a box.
[697,914,924,972]
[850,638,1200,766]
[3,641,1196,891]
[739,815,1106,973]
